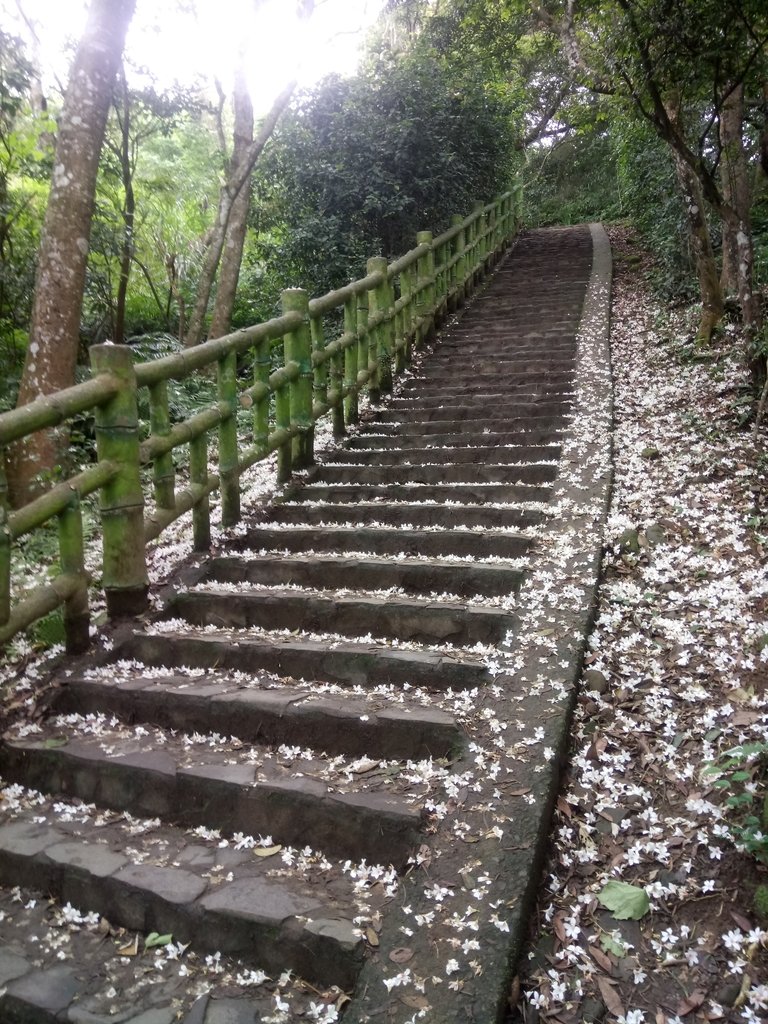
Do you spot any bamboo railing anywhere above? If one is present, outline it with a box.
[0,191,520,652]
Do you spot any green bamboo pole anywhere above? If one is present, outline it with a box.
[148,380,175,511]
[90,344,148,619]
[253,337,271,458]
[450,213,466,309]
[399,265,414,366]
[355,288,369,412]
[189,432,211,551]
[58,494,89,653]
[472,201,486,285]
[343,294,358,425]
[311,314,329,435]
[393,274,406,376]
[217,348,240,527]
[367,257,393,394]
[0,455,10,626]
[282,289,313,469]
[415,231,435,347]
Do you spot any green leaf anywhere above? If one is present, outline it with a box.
[43,737,68,749]
[600,933,627,957]
[144,932,173,950]
[597,881,650,921]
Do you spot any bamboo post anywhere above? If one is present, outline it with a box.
[190,433,210,551]
[415,231,435,347]
[0,456,10,627]
[90,344,148,618]
[275,322,293,482]
[217,348,240,527]
[282,289,314,468]
[367,256,393,394]
[311,313,328,420]
[253,337,270,457]
[473,201,486,284]
[149,381,175,511]
[365,264,381,403]
[58,494,89,653]
[343,294,358,425]
[356,287,369,414]
[451,213,466,310]
[400,265,415,367]
[393,274,406,376]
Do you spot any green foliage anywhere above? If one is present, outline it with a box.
[522,125,620,227]
[705,741,768,869]
[252,50,517,298]
[613,116,695,301]
[0,30,52,404]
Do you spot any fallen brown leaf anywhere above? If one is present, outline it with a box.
[389,947,414,964]
[597,976,624,1017]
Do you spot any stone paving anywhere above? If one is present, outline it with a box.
[0,225,612,1022]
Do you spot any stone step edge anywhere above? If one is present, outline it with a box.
[54,675,464,761]
[168,587,514,646]
[206,553,526,598]
[0,937,269,1024]
[0,739,423,868]
[0,820,362,990]
[119,632,492,692]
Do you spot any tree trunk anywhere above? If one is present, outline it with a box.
[7,0,136,506]
[207,62,254,340]
[114,69,134,346]
[719,85,744,296]
[183,80,296,348]
[665,97,723,345]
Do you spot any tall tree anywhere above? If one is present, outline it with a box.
[8,0,136,504]
[537,0,767,374]
[207,54,254,340]
[183,0,315,347]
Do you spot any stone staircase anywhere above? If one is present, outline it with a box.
[0,225,610,1023]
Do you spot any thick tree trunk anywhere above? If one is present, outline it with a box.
[665,97,723,345]
[207,63,254,341]
[670,152,723,344]
[114,70,134,346]
[719,86,744,296]
[7,0,136,506]
[183,80,296,348]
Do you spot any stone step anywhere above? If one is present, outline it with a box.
[169,587,513,646]
[286,479,548,499]
[0,811,362,990]
[53,671,463,760]
[389,386,573,407]
[321,443,561,465]
[238,524,530,559]
[371,399,570,424]
[416,359,575,380]
[398,367,574,389]
[435,336,575,353]
[207,553,525,599]
[0,901,272,1023]
[309,461,557,485]
[347,428,565,449]
[0,735,422,868]
[120,631,491,691]
[375,414,570,436]
[267,500,544,531]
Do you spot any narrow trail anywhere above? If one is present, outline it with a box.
[0,224,613,1023]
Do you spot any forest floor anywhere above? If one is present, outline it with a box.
[512,228,768,1024]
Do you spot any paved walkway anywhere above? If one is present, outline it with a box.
[0,225,612,1023]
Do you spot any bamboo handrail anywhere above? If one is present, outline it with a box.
[0,190,519,650]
